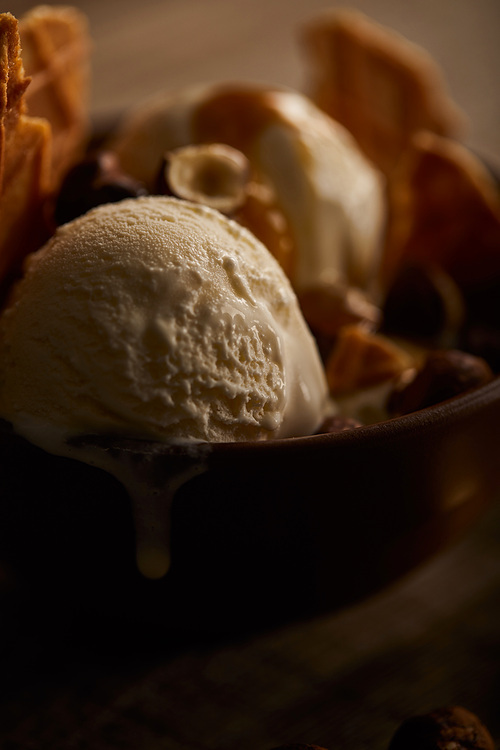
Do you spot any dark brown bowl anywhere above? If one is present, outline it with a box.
[1,126,499,641]
[1,375,499,638]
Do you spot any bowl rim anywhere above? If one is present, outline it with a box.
[58,375,500,460]
[209,374,500,452]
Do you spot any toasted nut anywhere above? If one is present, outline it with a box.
[388,705,495,750]
[53,150,147,226]
[388,349,494,416]
[299,282,381,339]
[155,143,250,214]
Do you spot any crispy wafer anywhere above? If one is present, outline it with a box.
[325,324,415,395]
[19,5,91,189]
[0,12,51,293]
[0,7,90,297]
[301,8,467,175]
[380,130,500,293]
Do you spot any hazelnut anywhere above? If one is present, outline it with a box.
[388,705,495,750]
[270,745,328,750]
[53,151,148,226]
[388,349,494,416]
[155,143,250,215]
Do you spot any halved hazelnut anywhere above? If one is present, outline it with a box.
[155,143,250,215]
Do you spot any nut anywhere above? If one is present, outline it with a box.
[388,348,494,416]
[388,705,495,750]
[53,150,148,226]
[270,745,329,750]
[155,143,250,214]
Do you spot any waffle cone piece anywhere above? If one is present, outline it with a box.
[0,7,90,297]
[301,9,500,305]
[0,12,51,293]
[325,324,417,395]
[381,131,500,294]
[19,5,90,188]
[301,8,467,176]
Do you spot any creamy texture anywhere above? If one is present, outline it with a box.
[111,82,386,293]
[0,196,329,453]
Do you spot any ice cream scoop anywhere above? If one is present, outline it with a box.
[110,83,386,294]
[0,195,329,453]
[0,194,330,578]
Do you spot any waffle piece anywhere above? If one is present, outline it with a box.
[381,130,500,293]
[325,325,415,395]
[301,8,467,175]
[0,12,51,293]
[19,5,91,189]
[0,7,90,297]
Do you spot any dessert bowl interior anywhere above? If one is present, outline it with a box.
[1,110,499,641]
[1,376,499,638]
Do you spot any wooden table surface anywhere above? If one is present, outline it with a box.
[3,1,500,748]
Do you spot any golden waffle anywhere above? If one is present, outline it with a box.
[19,5,91,189]
[0,7,90,297]
[0,12,51,293]
[381,130,500,293]
[301,8,467,175]
[325,324,415,395]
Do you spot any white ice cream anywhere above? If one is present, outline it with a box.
[111,82,386,293]
[0,196,329,453]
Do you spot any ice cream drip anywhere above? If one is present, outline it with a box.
[66,435,211,579]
